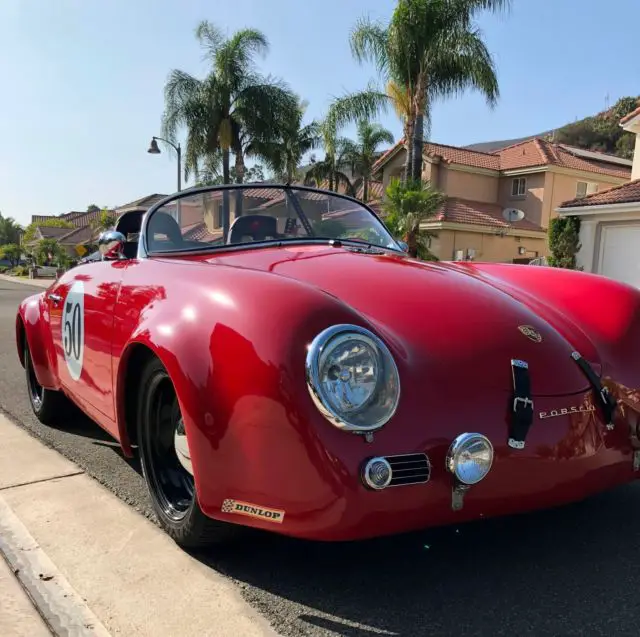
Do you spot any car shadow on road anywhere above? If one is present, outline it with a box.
[192,483,640,636]
[61,404,143,474]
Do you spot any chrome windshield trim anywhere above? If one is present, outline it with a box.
[138,183,404,259]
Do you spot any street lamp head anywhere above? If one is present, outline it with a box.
[147,138,161,154]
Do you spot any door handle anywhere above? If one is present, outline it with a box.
[47,293,62,304]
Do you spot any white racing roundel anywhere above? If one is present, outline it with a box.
[62,281,85,381]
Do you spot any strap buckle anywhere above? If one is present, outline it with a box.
[513,396,534,412]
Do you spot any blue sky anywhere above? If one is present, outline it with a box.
[0,0,637,226]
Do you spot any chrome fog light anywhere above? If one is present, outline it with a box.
[446,433,494,485]
[362,457,393,490]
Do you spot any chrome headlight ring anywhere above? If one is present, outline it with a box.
[305,324,401,433]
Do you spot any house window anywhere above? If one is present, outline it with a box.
[576,181,599,198]
[511,177,526,197]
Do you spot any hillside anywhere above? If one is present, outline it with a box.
[466,96,640,158]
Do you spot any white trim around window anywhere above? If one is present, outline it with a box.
[575,181,599,198]
[511,177,526,197]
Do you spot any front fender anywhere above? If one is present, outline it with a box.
[16,292,59,389]
[113,264,380,518]
[467,263,640,387]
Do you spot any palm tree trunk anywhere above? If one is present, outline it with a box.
[234,151,245,218]
[222,149,231,239]
[363,178,369,203]
[402,120,414,183]
[411,113,424,182]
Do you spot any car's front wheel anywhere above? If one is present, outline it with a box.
[24,341,69,426]
[137,357,237,548]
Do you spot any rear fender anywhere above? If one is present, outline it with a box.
[16,293,60,389]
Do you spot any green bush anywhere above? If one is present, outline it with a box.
[548,216,582,269]
[9,265,30,276]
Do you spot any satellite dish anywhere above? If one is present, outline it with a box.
[502,208,525,223]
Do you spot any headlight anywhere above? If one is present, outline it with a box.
[446,433,494,485]
[305,324,400,432]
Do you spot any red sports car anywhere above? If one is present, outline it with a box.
[16,184,640,548]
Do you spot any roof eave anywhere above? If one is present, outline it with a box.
[556,200,640,215]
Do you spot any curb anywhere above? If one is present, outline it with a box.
[0,274,53,288]
[0,495,111,637]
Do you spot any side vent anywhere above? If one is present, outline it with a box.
[386,453,431,486]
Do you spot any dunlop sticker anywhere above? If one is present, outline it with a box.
[221,498,285,524]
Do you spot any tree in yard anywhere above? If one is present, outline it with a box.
[86,204,101,213]
[161,20,298,235]
[548,216,582,269]
[341,120,394,202]
[382,177,446,260]
[0,213,23,245]
[90,208,117,233]
[251,99,320,183]
[0,243,21,267]
[339,0,508,181]
[34,238,67,267]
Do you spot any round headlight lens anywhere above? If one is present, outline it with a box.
[447,433,494,485]
[306,325,400,432]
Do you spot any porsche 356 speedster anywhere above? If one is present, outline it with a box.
[16,184,640,548]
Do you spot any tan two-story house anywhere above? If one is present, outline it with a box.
[371,137,631,262]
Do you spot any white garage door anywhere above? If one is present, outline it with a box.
[598,223,640,289]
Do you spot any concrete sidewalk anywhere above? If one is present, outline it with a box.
[0,414,278,637]
[0,274,53,288]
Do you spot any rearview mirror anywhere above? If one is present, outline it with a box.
[98,231,126,260]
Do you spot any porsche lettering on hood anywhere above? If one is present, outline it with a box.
[539,403,596,419]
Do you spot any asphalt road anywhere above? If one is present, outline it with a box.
[3,278,640,637]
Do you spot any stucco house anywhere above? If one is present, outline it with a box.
[556,107,640,288]
[371,137,631,262]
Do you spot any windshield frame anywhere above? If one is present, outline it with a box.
[138,183,403,258]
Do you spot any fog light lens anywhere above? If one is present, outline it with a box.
[447,433,494,485]
[362,457,392,490]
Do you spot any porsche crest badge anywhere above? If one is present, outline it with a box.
[518,325,542,343]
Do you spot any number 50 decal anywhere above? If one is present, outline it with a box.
[62,281,85,381]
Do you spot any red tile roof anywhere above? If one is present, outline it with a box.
[182,222,223,243]
[428,142,500,170]
[372,137,631,179]
[559,179,640,208]
[620,106,640,125]
[434,198,545,232]
[355,180,384,203]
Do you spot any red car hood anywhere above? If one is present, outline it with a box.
[196,244,598,397]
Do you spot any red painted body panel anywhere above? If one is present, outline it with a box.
[16,245,640,541]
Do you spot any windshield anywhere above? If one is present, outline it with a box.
[144,185,400,253]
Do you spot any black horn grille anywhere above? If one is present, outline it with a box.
[386,453,431,486]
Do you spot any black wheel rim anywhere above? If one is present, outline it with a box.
[143,374,195,522]
[25,348,43,411]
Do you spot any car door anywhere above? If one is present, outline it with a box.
[47,259,129,434]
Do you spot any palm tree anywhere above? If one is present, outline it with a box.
[303,119,355,195]
[343,0,509,181]
[250,100,320,183]
[382,178,446,260]
[161,20,298,234]
[341,120,394,202]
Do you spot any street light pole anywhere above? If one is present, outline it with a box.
[148,136,182,225]
[147,136,182,192]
